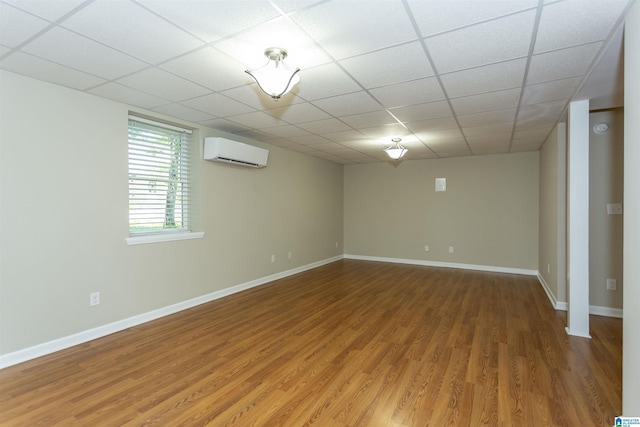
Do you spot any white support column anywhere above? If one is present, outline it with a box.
[566,99,591,338]
[623,0,640,413]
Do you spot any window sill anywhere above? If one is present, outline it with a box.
[126,231,205,246]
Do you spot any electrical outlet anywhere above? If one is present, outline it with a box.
[89,292,100,306]
[449,246,454,254]
[424,245,430,252]
[606,278,617,290]
[271,254,276,263]
[547,264,550,274]
[288,251,292,259]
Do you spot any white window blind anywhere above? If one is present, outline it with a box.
[128,116,192,235]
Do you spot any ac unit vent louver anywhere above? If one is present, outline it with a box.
[204,137,268,168]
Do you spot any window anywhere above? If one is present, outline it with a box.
[128,116,192,237]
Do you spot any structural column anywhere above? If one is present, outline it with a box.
[566,99,590,338]
[623,0,640,413]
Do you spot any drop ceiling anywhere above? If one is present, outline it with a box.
[0,0,632,164]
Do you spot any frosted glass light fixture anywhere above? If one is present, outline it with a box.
[245,47,300,101]
[384,138,408,160]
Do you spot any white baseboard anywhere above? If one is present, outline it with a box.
[537,273,560,309]
[536,273,622,318]
[0,255,343,370]
[344,254,538,276]
[589,305,623,318]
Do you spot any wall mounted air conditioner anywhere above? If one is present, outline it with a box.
[204,137,268,168]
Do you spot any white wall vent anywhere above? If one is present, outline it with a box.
[204,137,268,168]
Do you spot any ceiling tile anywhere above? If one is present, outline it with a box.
[369,77,445,108]
[138,0,278,43]
[576,25,624,110]
[198,118,252,133]
[358,123,411,140]
[390,100,453,122]
[466,132,512,146]
[517,99,567,121]
[213,17,331,70]
[527,42,602,85]
[261,125,311,138]
[514,117,558,131]
[419,128,465,144]
[3,0,87,21]
[407,0,537,38]
[22,27,147,80]
[271,140,317,152]
[534,0,630,53]
[286,134,333,145]
[232,129,281,141]
[521,76,582,105]
[226,111,285,128]
[470,144,510,155]
[293,62,362,101]
[340,110,397,129]
[440,58,526,98]
[404,116,459,133]
[425,10,536,73]
[117,67,211,101]
[462,122,514,137]
[297,118,352,134]
[87,82,167,109]
[340,42,434,89]
[265,102,332,124]
[181,93,255,117]
[457,108,517,128]
[291,0,418,59]
[161,48,249,92]
[151,103,215,123]
[513,127,552,140]
[0,3,50,47]
[450,88,520,115]
[311,91,381,117]
[0,51,105,89]
[339,139,380,149]
[62,0,204,63]
[321,130,368,143]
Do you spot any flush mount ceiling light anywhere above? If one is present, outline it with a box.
[245,47,300,101]
[384,138,408,160]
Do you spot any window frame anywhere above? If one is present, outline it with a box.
[126,115,203,245]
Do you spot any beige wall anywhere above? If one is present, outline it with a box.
[624,0,640,413]
[0,71,343,356]
[589,109,624,310]
[344,153,539,270]
[538,123,567,305]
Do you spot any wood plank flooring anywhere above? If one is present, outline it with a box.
[0,260,622,426]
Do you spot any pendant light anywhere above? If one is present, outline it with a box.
[384,138,408,160]
[245,47,300,101]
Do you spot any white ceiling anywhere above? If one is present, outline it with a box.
[0,0,633,164]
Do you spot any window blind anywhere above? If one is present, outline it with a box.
[128,116,192,235]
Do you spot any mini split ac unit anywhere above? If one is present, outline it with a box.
[204,137,269,168]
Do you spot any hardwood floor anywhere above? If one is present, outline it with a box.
[0,260,622,426]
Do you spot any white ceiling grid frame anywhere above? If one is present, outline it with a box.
[21,26,148,80]
[0,0,633,164]
[60,0,205,63]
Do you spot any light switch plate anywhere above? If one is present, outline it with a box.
[435,178,446,192]
[607,203,623,215]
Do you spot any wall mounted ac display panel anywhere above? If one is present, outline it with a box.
[204,137,268,168]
